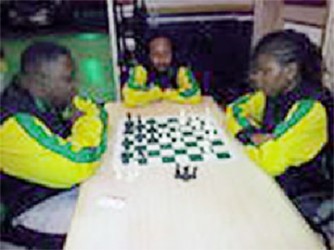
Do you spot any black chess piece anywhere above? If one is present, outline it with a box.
[175,164,181,179]
[148,132,158,144]
[178,166,197,181]
[182,166,190,181]
[192,167,198,179]
[148,124,156,134]
[125,113,134,134]
[136,133,144,143]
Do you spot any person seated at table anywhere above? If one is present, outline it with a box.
[226,30,333,248]
[122,35,201,107]
[0,42,108,249]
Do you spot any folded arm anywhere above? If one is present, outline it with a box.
[0,97,108,188]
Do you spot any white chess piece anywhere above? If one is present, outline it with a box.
[180,109,186,126]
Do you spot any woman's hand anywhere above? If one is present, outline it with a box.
[251,133,274,146]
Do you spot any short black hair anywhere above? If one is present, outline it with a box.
[21,41,72,74]
[252,29,323,86]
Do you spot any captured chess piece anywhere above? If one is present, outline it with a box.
[175,165,197,181]
[181,166,191,181]
[175,164,181,179]
[192,166,198,179]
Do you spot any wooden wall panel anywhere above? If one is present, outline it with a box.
[252,0,284,46]
[322,0,334,92]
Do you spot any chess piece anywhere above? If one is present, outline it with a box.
[192,166,198,179]
[175,164,181,179]
[148,133,158,144]
[127,112,132,121]
[179,110,186,126]
[148,124,156,134]
[178,166,197,181]
[136,133,144,143]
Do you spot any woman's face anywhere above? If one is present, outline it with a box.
[250,54,296,97]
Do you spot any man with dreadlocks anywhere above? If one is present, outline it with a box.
[226,30,333,248]
[0,42,108,249]
[122,35,201,107]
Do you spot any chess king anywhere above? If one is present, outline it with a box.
[122,36,202,107]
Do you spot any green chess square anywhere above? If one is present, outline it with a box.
[148,150,160,157]
[122,140,133,146]
[216,152,231,159]
[147,119,156,124]
[185,142,197,147]
[175,149,187,155]
[138,158,148,165]
[135,145,147,151]
[212,140,224,146]
[161,144,172,149]
[162,156,176,163]
[189,154,204,162]
[167,118,178,123]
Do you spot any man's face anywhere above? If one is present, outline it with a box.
[249,54,294,97]
[43,55,77,108]
[149,37,172,72]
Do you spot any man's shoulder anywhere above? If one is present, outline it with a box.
[0,83,36,123]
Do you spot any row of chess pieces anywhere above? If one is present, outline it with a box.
[175,164,198,181]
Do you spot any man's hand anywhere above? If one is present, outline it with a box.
[70,109,84,124]
[62,103,84,123]
[250,133,274,146]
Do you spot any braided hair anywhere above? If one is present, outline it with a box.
[251,29,323,87]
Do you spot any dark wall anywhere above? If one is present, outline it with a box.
[142,18,253,104]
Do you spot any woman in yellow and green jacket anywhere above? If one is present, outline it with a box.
[226,30,333,247]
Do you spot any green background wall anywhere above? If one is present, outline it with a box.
[2,32,116,103]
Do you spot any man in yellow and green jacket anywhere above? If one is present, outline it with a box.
[0,42,108,249]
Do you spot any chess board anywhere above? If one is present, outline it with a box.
[113,114,234,167]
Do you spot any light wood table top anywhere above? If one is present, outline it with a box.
[64,97,324,250]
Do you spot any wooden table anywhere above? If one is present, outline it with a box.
[64,97,324,250]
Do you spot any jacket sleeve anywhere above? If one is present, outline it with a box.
[0,96,108,189]
[125,65,148,91]
[245,100,327,176]
[226,91,266,137]
[176,67,201,98]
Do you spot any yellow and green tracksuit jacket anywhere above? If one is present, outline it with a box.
[164,66,201,104]
[122,65,163,107]
[226,83,333,197]
[122,65,201,107]
[0,83,108,189]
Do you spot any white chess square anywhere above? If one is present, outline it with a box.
[187,147,202,155]
[146,144,160,151]
[160,149,175,156]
